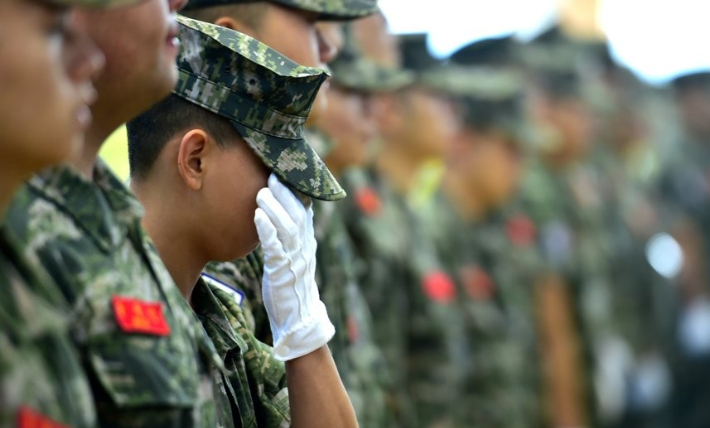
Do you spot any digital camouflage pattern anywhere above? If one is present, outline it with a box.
[0,230,96,428]
[191,277,291,428]
[313,198,396,428]
[207,249,269,340]
[432,197,545,428]
[175,16,345,201]
[182,0,378,21]
[339,168,468,428]
[5,162,225,428]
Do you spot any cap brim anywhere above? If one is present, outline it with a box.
[233,122,346,201]
[275,0,378,21]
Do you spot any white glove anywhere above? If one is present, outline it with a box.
[255,174,335,361]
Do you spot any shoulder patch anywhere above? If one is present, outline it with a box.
[18,406,70,428]
[111,296,170,336]
[201,273,245,306]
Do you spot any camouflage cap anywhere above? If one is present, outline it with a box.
[449,35,518,68]
[330,24,414,92]
[182,0,378,21]
[453,67,529,144]
[398,33,470,97]
[174,15,345,201]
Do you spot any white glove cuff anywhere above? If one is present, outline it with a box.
[272,300,335,361]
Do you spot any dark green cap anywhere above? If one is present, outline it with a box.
[329,24,414,92]
[449,35,518,68]
[182,0,378,21]
[454,67,528,143]
[174,15,345,201]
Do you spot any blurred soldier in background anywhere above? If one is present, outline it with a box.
[520,26,595,428]
[436,37,545,428]
[0,0,108,425]
[310,26,413,426]
[656,71,710,428]
[4,0,232,426]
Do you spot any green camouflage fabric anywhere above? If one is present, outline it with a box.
[182,0,378,21]
[312,198,396,428]
[207,250,269,340]
[330,24,413,93]
[5,162,225,428]
[522,158,651,427]
[174,15,345,201]
[191,276,291,428]
[431,196,545,428]
[339,168,468,428]
[453,67,529,145]
[0,230,96,428]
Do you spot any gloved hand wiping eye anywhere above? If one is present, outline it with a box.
[255,174,334,361]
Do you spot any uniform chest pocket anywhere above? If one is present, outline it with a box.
[84,298,203,409]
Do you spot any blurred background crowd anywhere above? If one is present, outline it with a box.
[100,1,710,427]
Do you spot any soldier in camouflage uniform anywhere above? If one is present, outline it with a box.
[4,2,230,427]
[655,71,710,428]
[340,32,469,428]
[435,43,546,427]
[0,0,122,425]
[126,17,359,428]
[306,28,414,427]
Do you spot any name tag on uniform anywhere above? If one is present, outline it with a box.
[111,296,171,336]
[18,406,70,428]
[201,273,245,307]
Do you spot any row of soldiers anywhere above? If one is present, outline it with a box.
[3,0,710,427]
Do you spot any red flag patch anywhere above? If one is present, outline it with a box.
[17,406,69,428]
[459,266,495,300]
[112,296,170,336]
[355,187,382,217]
[347,315,360,345]
[506,214,537,247]
[422,270,456,304]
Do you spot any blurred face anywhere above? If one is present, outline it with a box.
[676,89,710,141]
[400,87,459,160]
[0,0,103,175]
[451,130,522,210]
[254,5,336,122]
[321,86,378,173]
[75,0,185,120]
[202,137,270,261]
[352,12,398,68]
[533,94,593,162]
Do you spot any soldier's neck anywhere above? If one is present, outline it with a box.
[73,104,128,180]
[137,185,206,303]
[443,174,486,222]
[376,145,422,196]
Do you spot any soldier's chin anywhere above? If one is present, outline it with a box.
[307,91,329,126]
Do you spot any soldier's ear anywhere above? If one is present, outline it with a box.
[214,16,252,35]
[177,129,210,191]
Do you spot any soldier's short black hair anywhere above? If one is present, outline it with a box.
[181,3,269,31]
[127,95,239,181]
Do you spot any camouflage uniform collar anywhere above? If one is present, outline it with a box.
[192,278,248,359]
[27,162,144,254]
